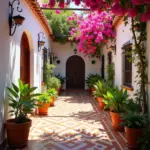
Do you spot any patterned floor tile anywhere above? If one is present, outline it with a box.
[6,90,128,150]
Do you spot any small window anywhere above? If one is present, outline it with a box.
[122,43,132,87]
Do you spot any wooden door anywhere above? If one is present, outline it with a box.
[66,55,85,89]
[20,33,30,85]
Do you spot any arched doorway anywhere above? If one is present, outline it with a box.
[66,55,85,89]
[20,32,30,85]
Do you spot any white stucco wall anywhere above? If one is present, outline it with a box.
[114,21,138,97]
[52,42,101,89]
[0,0,52,144]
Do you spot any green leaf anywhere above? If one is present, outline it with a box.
[18,79,24,93]
[7,87,18,98]
[12,83,19,93]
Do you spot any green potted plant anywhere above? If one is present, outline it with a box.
[43,63,55,88]
[38,93,52,115]
[47,77,61,93]
[103,87,129,131]
[93,80,107,110]
[47,88,58,106]
[6,79,40,148]
[85,74,101,93]
[55,74,66,90]
[121,112,149,149]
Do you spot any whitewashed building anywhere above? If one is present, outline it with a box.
[0,0,52,147]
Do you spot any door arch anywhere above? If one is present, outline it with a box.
[20,32,30,85]
[66,55,85,89]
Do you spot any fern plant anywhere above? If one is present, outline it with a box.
[121,112,149,128]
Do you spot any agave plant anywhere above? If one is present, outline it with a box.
[93,80,107,97]
[103,87,129,113]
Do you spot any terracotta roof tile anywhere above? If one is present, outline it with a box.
[24,0,52,37]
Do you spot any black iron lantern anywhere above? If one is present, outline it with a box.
[9,0,25,36]
[38,32,45,51]
[74,48,77,54]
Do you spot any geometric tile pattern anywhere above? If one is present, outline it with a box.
[7,90,128,150]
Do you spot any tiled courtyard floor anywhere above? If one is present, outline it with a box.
[10,90,128,150]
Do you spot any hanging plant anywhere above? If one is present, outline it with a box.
[91,60,96,65]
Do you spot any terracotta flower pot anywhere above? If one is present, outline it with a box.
[56,88,60,94]
[97,97,105,110]
[90,87,96,94]
[6,119,32,148]
[50,97,55,107]
[125,127,143,149]
[38,102,50,115]
[110,111,124,131]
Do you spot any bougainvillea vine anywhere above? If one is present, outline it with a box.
[42,0,150,22]
[67,12,115,56]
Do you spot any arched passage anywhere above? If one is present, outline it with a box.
[66,55,85,89]
[20,32,30,85]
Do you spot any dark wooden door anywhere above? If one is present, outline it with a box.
[20,33,30,85]
[66,55,85,89]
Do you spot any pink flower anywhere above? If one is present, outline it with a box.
[128,8,138,17]
[55,10,60,14]
[141,10,150,22]
[48,0,56,8]
[111,3,127,16]
[42,4,48,8]
[132,0,144,5]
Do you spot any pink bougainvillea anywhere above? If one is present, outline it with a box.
[42,0,150,22]
[67,12,115,56]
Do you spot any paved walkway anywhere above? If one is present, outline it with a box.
[24,91,127,150]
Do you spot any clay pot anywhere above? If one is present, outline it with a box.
[110,112,124,131]
[97,97,105,110]
[125,127,143,149]
[38,102,50,115]
[13,15,25,25]
[50,97,55,107]
[56,88,60,94]
[6,119,31,148]
[90,87,96,94]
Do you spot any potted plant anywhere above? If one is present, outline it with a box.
[6,79,40,148]
[38,93,52,115]
[103,87,129,131]
[47,77,61,93]
[55,74,66,91]
[85,74,101,93]
[93,80,107,110]
[121,112,149,149]
[47,88,58,106]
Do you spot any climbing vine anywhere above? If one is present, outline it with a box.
[127,18,147,113]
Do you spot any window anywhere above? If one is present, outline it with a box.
[123,43,132,87]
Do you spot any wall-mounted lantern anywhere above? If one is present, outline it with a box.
[38,32,45,51]
[49,52,58,64]
[9,0,25,36]
[74,48,77,54]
